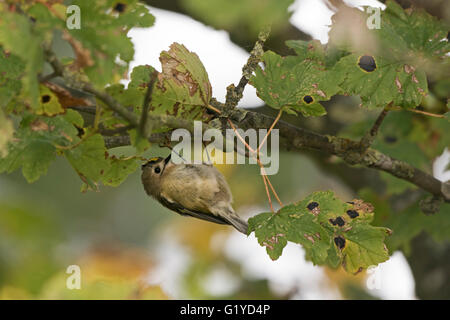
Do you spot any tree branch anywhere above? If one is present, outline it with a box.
[44,46,140,126]
[42,36,449,204]
[227,107,450,202]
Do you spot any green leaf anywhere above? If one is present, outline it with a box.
[36,85,64,116]
[340,223,390,273]
[128,65,157,90]
[66,0,155,86]
[0,11,44,108]
[331,54,428,109]
[250,47,339,117]
[128,128,151,154]
[100,44,212,141]
[28,2,65,33]
[376,1,449,60]
[0,110,82,182]
[65,134,109,184]
[328,1,449,109]
[0,49,23,108]
[102,157,139,187]
[151,43,212,119]
[0,108,14,158]
[64,132,139,189]
[101,43,213,135]
[248,191,390,273]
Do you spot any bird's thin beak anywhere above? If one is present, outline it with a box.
[164,154,171,166]
[160,154,171,175]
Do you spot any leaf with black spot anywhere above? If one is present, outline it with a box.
[328,1,449,109]
[334,216,345,226]
[249,191,390,274]
[307,201,319,210]
[250,45,340,117]
[346,210,359,219]
[331,54,428,109]
[357,55,376,72]
[113,2,126,13]
[36,85,64,116]
[334,236,346,249]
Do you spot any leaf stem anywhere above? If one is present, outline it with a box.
[406,108,445,118]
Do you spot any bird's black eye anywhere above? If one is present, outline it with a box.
[154,167,161,174]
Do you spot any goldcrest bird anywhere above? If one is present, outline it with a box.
[141,154,248,234]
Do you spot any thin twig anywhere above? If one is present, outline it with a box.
[360,106,390,152]
[138,71,158,138]
[225,25,271,110]
[43,46,140,127]
[82,83,139,127]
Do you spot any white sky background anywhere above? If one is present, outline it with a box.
[131,0,416,299]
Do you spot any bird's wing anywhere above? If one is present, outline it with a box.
[161,164,221,213]
[158,196,229,225]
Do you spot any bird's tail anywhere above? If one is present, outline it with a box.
[228,216,249,234]
[224,209,248,235]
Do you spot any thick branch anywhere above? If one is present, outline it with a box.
[228,108,449,202]
[102,103,448,202]
[43,36,448,203]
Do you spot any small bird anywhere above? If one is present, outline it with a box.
[141,154,248,234]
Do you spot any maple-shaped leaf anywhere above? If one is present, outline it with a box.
[0,110,83,183]
[151,43,212,119]
[248,191,391,274]
[329,1,449,109]
[250,42,340,116]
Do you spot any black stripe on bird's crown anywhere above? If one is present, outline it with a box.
[142,157,163,169]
